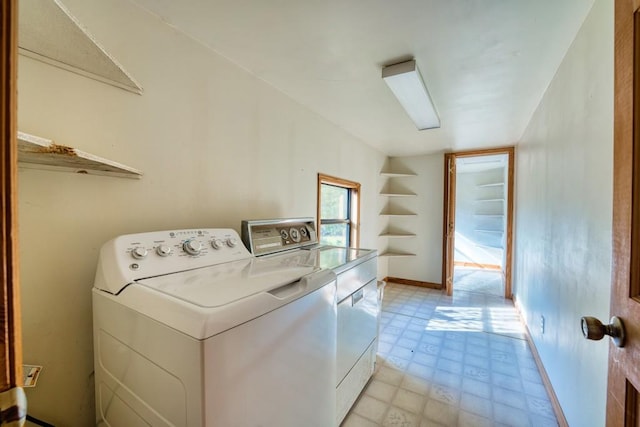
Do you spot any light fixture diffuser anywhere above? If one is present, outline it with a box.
[382,60,440,130]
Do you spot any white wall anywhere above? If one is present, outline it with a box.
[17,0,385,424]
[513,1,613,426]
[383,155,443,284]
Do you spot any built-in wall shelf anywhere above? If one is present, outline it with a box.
[18,131,143,179]
[378,165,418,261]
[466,169,507,262]
[476,243,504,249]
[379,212,417,217]
[379,252,416,258]
[380,172,417,178]
[380,192,417,197]
[379,233,416,238]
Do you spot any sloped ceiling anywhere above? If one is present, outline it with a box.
[132,0,595,156]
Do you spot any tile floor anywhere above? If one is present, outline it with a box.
[341,282,558,427]
[452,268,503,297]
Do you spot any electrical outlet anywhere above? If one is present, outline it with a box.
[540,315,545,334]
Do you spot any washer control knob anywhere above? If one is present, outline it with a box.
[211,239,224,250]
[156,244,172,257]
[183,239,202,256]
[131,246,148,259]
[289,227,301,243]
[226,237,238,248]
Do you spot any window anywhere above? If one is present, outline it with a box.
[317,174,360,248]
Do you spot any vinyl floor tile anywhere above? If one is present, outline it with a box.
[341,282,559,426]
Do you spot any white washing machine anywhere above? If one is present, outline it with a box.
[241,218,379,424]
[92,228,337,427]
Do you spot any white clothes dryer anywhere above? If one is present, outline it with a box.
[92,228,337,427]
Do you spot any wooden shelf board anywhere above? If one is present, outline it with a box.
[474,214,504,217]
[477,182,505,187]
[18,131,142,179]
[475,198,505,202]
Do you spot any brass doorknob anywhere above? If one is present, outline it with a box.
[580,316,625,348]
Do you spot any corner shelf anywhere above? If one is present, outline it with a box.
[18,131,142,179]
[476,243,504,249]
[470,175,507,258]
[380,172,417,178]
[379,192,417,197]
[379,212,417,217]
[378,166,418,262]
[379,252,416,258]
[379,233,416,238]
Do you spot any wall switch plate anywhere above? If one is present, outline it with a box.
[23,365,42,387]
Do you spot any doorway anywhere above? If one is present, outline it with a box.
[442,148,515,298]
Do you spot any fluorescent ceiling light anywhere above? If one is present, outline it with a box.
[382,60,440,130]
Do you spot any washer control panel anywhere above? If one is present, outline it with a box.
[124,230,239,260]
[241,218,318,256]
[94,228,251,295]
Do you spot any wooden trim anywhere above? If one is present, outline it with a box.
[504,147,515,298]
[442,153,450,293]
[383,276,442,290]
[453,261,501,271]
[441,147,515,299]
[317,175,321,244]
[318,173,361,190]
[1,0,23,392]
[317,173,361,248]
[448,146,515,158]
[513,296,569,427]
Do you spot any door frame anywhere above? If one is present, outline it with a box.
[1,0,27,422]
[1,0,23,394]
[441,147,515,298]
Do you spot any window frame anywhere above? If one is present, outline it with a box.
[317,173,361,248]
